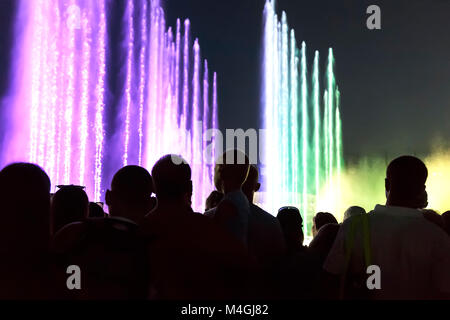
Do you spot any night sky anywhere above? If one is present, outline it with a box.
[164,0,450,161]
[1,0,450,162]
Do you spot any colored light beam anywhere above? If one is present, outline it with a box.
[261,0,344,238]
[123,0,135,166]
[138,0,148,167]
[5,0,218,212]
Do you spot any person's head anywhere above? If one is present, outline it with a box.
[205,190,224,211]
[242,165,261,204]
[214,149,250,194]
[0,163,51,250]
[51,185,89,234]
[343,206,366,221]
[152,155,192,208]
[277,206,304,249]
[442,211,450,236]
[312,212,338,237]
[106,165,155,222]
[385,156,428,209]
[89,202,105,218]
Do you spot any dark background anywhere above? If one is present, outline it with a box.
[1,0,450,162]
[164,0,450,161]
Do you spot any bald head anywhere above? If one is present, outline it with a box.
[385,156,428,209]
[106,165,154,221]
[0,162,50,218]
[214,149,250,194]
[151,154,192,204]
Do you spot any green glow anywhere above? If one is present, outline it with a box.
[262,0,344,238]
[336,89,342,210]
[324,90,329,189]
[290,30,299,206]
[327,49,334,191]
[313,51,320,207]
[301,42,308,233]
[281,12,289,201]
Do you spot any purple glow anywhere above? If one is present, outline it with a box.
[4,0,218,211]
[79,4,91,187]
[138,0,147,167]
[212,72,219,164]
[175,19,181,122]
[94,1,106,202]
[182,19,190,126]
[192,39,200,209]
[123,0,135,167]
[202,60,209,207]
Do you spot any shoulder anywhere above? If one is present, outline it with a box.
[188,211,213,224]
[216,198,239,218]
[250,204,278,223]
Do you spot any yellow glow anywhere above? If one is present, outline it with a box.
[318,149,450,222]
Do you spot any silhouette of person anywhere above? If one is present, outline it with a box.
[324,155,450,299]
[276,206,316,299]
[0,163,55,299]
[51,185,89,235]
[51,165,154,300]
[277,206,305,254]
[309,223,340,264]
[105,165,156,224]
[312,212,338,237]
[208,149,251,247]
[138,154,254,300]
[385,156,428,209]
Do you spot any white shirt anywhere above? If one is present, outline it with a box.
[324,204,450,299]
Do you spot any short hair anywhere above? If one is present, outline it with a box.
[52,186,89,232]
[0,162,50,192]
[111,165,153,202]
[386,156,428,196]
[152,155,192,199]
[0,163,50,212]
[344,206,366,221]
[314,212,338,230]
[0,163,51,240]
[277,206,303,229]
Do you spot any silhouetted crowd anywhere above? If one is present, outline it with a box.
[0,150,449,300]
